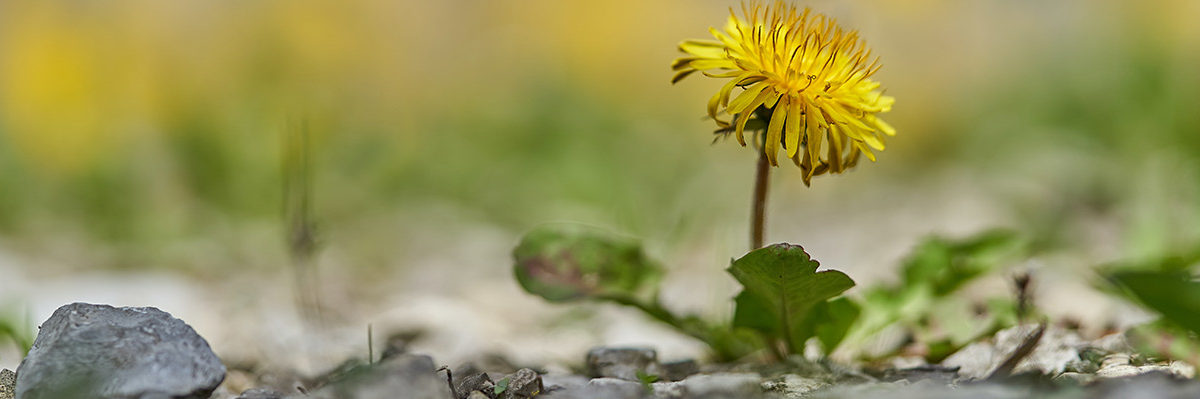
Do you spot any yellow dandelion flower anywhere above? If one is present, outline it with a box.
[672,1,896,185]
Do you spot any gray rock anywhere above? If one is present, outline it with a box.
[1,369,14,399]
[1089,371,1200,399]
[649,381,683,399]
[499,368,542,399]
[15,303,226,399]
[681,373,762,399]
[541,374,588,391]
[761,374,828,398]
[1093,353,1195,380]
[302,354,451,399]
[1089,333,1132,354]
[1168,361,1196,379]
[587,347,658,381]
[236,388,286,399]
[658,360,698,382]
[541,377,647,399]
[1054,372,1095,385]
[454,372,493,399]
[1097,364,1158,379]
[467,392,491,399]
[807,382,1032,399]
[941,324,1082,380]
[879,365,958,385]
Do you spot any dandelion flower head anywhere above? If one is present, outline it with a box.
[672,1,895,185]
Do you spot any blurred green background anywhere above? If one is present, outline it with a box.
[0,0,1198,357]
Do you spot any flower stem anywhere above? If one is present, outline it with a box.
[748,146,768,249]
[751,147,770,250]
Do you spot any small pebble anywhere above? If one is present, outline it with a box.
[235,387,286,399]
[658,360,698,382]
[586,347,658,382]
[501,368,542,399]
[454,373,493,399]
[681,373,762,399]
[1,369,16,399]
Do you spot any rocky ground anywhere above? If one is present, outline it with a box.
[2,303,1198,399]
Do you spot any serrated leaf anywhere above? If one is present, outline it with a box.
[513,225,662,303]
[728,243,855,353]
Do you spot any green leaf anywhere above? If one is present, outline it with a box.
[0,306,33,356]
[513,225,662,303]
[900,230,1022,297]
[807,297,860,354]
[1107,269,1200,335]
[633,372,662,384]
[494,377,510,395]
[636,371,659,393]
[728,244,855,353]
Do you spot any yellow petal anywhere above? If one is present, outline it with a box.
[727,82,768,115]
[827,123,844,172]
[678,40,727,58]
[687,59,736,70]
[869,115,896,136]
[671,69,697,84]
[765,99,788,166]
[855,141,877,162]
[784,98,802,157]
[734,112,752,146]
[806,108,824,166]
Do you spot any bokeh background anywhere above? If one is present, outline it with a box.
[1,0,1198,373]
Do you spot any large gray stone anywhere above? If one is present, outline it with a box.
[15,303,226,399]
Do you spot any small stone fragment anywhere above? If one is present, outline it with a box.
[879,365,959,385]
[587,347,658,381]
[1054,372,1095,386]
[455,373,494,399]
[1090,333,1133,354]
[1169,361,1196,379]
[539,378,647,399]
[236,387,286,399]
[658,360,698,382]
[1088,371,1200,399]
[15,303,226,399]
[467,391,491,399]
[650,381,684,399]
[304,354,451,399]
[1097,365,1153,379]
[1,369,15,399]
[500,368,542,399]
[761,374,828,397]
[941,324,1082,380]
[541,374,588,391]
[681,373,762,399]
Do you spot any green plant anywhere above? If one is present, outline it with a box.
[0,306,34,359]
[1100,247,1200,364]
[830,230,1026,362]
[513,225,856,361]
[728,244,856,358]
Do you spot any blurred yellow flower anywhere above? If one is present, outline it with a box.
[672,1,895,184]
